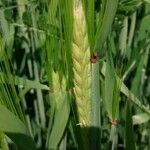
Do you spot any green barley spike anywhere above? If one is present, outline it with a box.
[52,70,66,107]
[72,0,91,127]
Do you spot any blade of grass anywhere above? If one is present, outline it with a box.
[102,62,150,116]
[119,16,128,56]
[0,36,25,121]
[0,8,14,56]
[0,73,49,91]
[91,60,101,149]
[127,12,136,47]
[0,104,36,150]
[94,0,118,52]
[131,44,150,99]
[47,93,70,149]
[104,43,115,119]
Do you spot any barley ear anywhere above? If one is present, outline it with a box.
[72,0,91,127]
[52,70,66,108]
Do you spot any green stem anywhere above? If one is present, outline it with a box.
[110,125,117,150]
[127,12,137,48]
[91,60,101,149]
[119,17,128,56]
[34,100,42,148]
[30,31,46,130]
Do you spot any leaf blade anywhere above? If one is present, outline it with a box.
[0,104,36,150]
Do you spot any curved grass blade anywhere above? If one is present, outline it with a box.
[0,73,49,91]
[47,93,70,149]
[102,62,150,116]
[0,104,36,150]
[104,44,115,118]
[94,0,118,52]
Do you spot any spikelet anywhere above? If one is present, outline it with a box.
[52,70,66,108]
[72,0,91,127]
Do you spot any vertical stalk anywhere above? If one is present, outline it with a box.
[34,100,42,148]
[127,12,137,47]
[110,125,117,150]
[119,17,128,56]
[91,61,100,127]
[91,56,101,149]
[30,32,46,130]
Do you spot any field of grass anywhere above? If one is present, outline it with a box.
[0,0,150,149]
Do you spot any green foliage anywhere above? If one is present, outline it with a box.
[0,105,36,150]
[47,93,70,149]
[0,0,150,149]
[118,0,142,15]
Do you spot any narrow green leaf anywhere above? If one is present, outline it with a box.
[82,0,95,50]
[0,72,49,91]
[0,105,36,150]
[0,37,25,121]
[95,0,118,52]
[68,120,78,148]
[0,9,14,57]
[108,37,122,120]
[121,81,150,116]
[138,14,150,41]
[112,78,122,119]
[48,93,70,149]
[15,76,50,91]
[130,45,150,102]
[104,49,115,118]
[102,62,150,116]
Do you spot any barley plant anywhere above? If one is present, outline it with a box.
[0,0,150,149]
